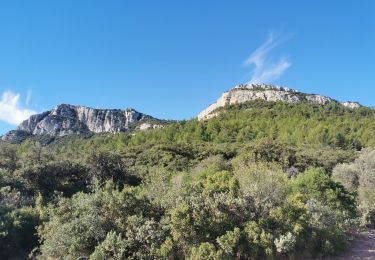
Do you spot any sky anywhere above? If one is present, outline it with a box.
[0,1,374,134]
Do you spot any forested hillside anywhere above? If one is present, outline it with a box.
[1,100,375,259]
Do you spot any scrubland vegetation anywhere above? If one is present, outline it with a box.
[1,101,375,259]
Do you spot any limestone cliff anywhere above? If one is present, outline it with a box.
[198,83,362,120]
[2,104,163,141]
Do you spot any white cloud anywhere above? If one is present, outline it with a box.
[0,91,37,125]
[244,32,291,84]
[26,89,32,106]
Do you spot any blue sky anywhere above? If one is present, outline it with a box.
[0,1,374,134]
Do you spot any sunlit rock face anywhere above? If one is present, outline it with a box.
[138,122,164,130]
[15,104,160,137]
[198,83,361,120]
[340,101,362,109]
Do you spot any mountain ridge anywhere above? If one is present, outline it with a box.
[2,104,164,142]
[198,83,362,120]
[1,83,364,142]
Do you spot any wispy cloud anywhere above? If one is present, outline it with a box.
[26,89,32,106]
[244,32,291,84]
[0,91,37,125]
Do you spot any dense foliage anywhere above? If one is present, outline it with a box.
[1,100,375,259]
[333,149,375,226]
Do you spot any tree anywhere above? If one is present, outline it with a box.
[86,150,141,187]
[17,161,89,200]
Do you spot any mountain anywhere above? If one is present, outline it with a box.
[1,83,364,142]
[198,83,361,120]
[2,104,164,142]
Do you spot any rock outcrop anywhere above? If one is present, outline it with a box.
[198,83,362,120]
[2,104,163,141]
[341,101,362,109]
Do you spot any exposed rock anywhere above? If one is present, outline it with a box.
[138,122,164,131]
[2,104,163,141]
[305,94,333,104]
[1,130,32,143]
[198,83,361,120]
[341,101,362,109]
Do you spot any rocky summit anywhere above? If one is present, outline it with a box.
[198,83,362,120]
[2,104,163,142]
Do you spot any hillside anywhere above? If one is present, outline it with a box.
[1,84,371,147]
[1,84,375,259]
[120,100,375,150]
[198,83,361,120]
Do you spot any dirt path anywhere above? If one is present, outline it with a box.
[328,229,375,259]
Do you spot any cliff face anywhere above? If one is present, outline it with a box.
[198,84,362,120]
[3,104,162,141]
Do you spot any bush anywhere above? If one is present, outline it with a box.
[333,149,375,226]
[292,168,356,218]
[37,182,165,259]
[0,206,39,259]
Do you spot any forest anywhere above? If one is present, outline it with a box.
[1,100,375,259]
